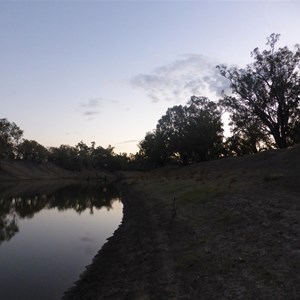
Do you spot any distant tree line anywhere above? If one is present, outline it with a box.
[1,34,300,170]
[0,118,143,171]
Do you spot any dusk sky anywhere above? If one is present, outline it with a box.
[1,1,299,154]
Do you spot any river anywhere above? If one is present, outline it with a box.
[0,181,123,300]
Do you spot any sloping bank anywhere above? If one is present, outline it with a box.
[64,146,299,299]
[0,160,116,182]
[63,180,181,300]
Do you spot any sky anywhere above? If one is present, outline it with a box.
[1,1,300,154]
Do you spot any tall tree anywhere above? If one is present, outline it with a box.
[140,96,223,165]
[183,96,224,162]
[0,119,23,159]
[217,33,300,148]
[17,139,49,162]
[139,130,169,167]
[157,96,223,164]
[48,145,80,170]
[225,111,274,155]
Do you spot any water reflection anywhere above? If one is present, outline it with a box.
[0,182,119,245]
[0,181,123,300]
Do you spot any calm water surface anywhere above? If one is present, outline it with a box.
[0,182,123,300]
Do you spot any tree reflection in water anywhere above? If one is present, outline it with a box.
[0,182,120,245]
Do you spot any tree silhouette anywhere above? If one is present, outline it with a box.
[139,130,169,167]
[0,118,23,159]
[223,111,274,156]
[17,139,49,162]
[140,96,223,165]
[218,33,300,149]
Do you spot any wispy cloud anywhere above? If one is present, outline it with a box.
[65,131,79,136]
[83,110,100,116]
[131,54,230,103]
[118,139,139,144]
[79,98,118,120]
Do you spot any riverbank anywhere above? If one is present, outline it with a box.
[64,145,300,299]
[63,181,181,299]
[0,160,116,182]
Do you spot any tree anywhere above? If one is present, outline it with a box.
[156,104,187,163]
[48,145,81,170]
[139,130,169,167]
[225,111,274,156]
[290,121,300,144]
[217,33,300,149]
[92,145,116,170]
[183,96,224,162]
[157,96,223,164]
[140,96,224,165]
[75,141,92,168]
[17,139,49,162]
[0,119,23,159]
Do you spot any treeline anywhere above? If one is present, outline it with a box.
[139,33,300,167]
[0,119,145,171]
[1,34,300,171]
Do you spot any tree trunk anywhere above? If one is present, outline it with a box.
[272,130,287,148]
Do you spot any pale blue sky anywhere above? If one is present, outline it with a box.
[1,1,299,153]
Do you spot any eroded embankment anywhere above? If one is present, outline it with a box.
[63,182,181,300]
[0,160,116,182]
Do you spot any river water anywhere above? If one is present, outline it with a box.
[0,181,123,300]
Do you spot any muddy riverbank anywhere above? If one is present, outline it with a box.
[63,181,181,299]
[64,146,300,299]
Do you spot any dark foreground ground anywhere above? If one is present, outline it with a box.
[64,146,300,299]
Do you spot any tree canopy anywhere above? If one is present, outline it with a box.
[17,139,49,162]
[139,96,223,165]
[217,33,300,149]
[0,119,23,159]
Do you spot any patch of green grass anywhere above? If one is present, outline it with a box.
[179,186,225,205]
[214,210,243,228]
[140,177,226,206]
[263,172,284,182]
[161,181,192,194]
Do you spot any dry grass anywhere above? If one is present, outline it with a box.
[125,145,300,299]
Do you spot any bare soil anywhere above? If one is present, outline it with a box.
[0,160,115,182]
[64,146,300,299]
